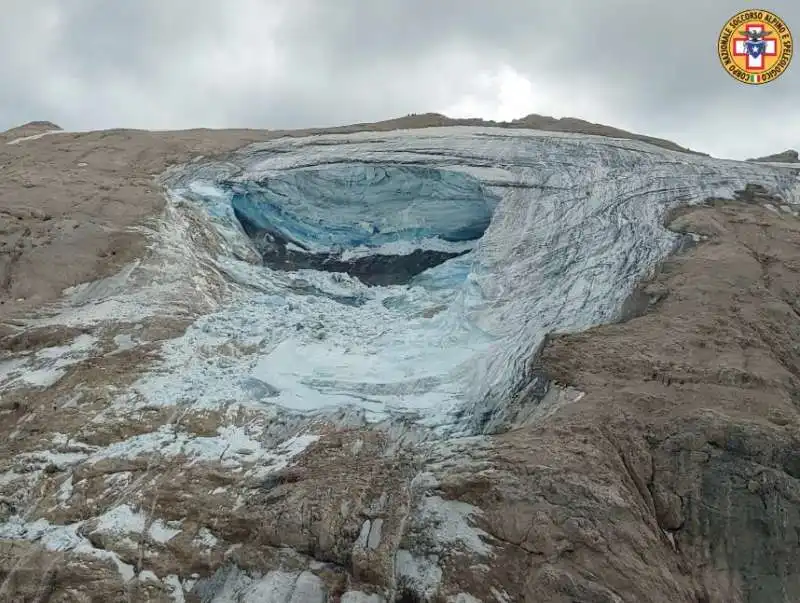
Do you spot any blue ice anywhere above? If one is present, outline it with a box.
[227,164,498,253]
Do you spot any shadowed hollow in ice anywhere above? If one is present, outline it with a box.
[229,164,496,253]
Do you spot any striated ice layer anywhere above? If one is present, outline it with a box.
[228,164,497,254]
[154,127,799,433]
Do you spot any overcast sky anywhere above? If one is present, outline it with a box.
[1,0,797,159]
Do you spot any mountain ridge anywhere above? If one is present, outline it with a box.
[3,111,705,155]
[0,117,799,602]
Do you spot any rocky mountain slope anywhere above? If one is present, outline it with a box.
[0,117,799,603]
[748,149,800,164]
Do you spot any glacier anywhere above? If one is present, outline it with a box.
[145,126,800,434]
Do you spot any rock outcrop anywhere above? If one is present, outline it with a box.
[1,117,799,602]
[748,149,799,163]
[533,198,800,602]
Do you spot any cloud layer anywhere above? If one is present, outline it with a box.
[2,0,798,158]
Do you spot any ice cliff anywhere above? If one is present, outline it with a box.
[156,126,800,434]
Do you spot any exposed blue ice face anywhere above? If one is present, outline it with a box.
[153,127,800,435]
[228,165,496,255]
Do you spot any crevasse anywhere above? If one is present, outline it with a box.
[153,127,800,434]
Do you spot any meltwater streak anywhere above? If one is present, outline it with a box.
[154,127,799,433]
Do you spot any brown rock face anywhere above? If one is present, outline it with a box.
[0,117,799,602]
[0,125,275,323]
[526,200,800,602]
[748,149,799,163]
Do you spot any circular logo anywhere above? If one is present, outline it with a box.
[717,9,793,84]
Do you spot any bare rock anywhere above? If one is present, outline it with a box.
[748,149,799,163]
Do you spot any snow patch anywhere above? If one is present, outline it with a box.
[0,334,97,391]
[57,475,74,505]
[164,575,187,603]
[395,549,443,599]
[418,495,492,556]
[91,504,181,543]
[341,592,387,603]
[0,516,136,582]
[82,426,318,478]
[6,130,62,145]
[198,567,326,603]
[193,526,219,549]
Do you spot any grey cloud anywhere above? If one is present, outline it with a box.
[0,0,797,158]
